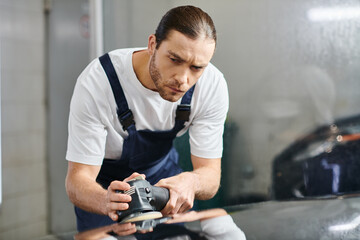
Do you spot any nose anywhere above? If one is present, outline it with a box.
[175,67,189,85]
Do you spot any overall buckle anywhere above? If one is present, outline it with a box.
[175,104,191,121]
[118,109,135,130]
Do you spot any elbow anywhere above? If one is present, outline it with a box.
[199,175,221,200]
[208,170,221,198]
[199,185,219,200]
[65,174,76,204]
[208,180,221,199]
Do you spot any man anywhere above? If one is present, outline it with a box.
[65,5,229,232]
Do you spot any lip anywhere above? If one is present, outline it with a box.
[168,86,184,93]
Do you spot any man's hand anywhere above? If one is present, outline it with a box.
[155,155,221,216]
[65,161,148,220]
[155,172,197,215]
[106,172,146,221]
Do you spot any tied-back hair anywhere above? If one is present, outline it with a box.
[155,5,217,49]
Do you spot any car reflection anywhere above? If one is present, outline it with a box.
[272,113,360,199]
[74,208,246,240]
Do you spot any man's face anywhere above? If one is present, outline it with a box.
[148,30,216,102]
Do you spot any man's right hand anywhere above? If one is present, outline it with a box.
[66,162,146,221]
[106,172,146,221]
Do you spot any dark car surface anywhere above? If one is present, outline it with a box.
[75,114,360,240]
[231,113,360,240]
[228,195,360,240]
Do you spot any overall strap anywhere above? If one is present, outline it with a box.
[176,85,196,122]
[99,53,135,131]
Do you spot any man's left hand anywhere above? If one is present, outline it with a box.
[155,172,197,215]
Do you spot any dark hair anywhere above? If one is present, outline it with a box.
[155,5,217,49]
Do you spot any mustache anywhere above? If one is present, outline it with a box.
[168,82,187,92]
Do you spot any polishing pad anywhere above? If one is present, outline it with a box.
[121,211,163,223]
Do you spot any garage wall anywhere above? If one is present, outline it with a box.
[0,0,47,239]
[47,0,90,235]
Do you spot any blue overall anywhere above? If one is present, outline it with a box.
[75,53,195,232]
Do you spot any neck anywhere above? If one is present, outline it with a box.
[132,50,156,91]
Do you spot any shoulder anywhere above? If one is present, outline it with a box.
[198,63,227,90]
[188,62,229,122]
[107,48,135,61]
[76,48,143,88]
[195,62,228,100]
[204,62,224,76]
[108,47,146,66]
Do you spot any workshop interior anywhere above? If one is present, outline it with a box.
[1,0,360,239]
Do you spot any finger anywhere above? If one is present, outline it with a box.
[109,211,119,221]
[109,192,132,202]
[124,172,146,182]
[178,202,192,214]
[170,194,192,215]
[154,179,168,188]
[162,191,178,215]
[178,197,193,213]
[169,192,185,215]
[170,202,182,215]
[109,181,131,191]
[138,227,153,234]
[112,222,134,231]
[109,202,129,212]
[112,223,137,236]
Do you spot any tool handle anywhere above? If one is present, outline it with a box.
[151,186,170,210]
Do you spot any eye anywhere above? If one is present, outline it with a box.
[170,57,181,63]
[191,66,203,72]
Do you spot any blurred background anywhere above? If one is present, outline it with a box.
[1,0,360,238]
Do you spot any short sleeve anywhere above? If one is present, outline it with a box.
[66,60,108,165]
[189,69,229,159]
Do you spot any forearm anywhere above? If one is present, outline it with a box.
[187,159,221,200]
[65,164,107,215]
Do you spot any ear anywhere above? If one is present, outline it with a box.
[147,34,157,56]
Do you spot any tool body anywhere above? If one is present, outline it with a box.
[117,177,170,223]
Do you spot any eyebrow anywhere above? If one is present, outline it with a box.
[168,50,184,62]
[168,50,208,68]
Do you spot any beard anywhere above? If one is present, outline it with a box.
[149,51,182,102]
[149,52,162,89]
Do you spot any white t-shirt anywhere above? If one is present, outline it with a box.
[66,48,229,166]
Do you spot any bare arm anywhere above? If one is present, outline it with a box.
[65,162,107,215]
[156,154,221,215]
[65,161,142,221]
[191,155,221,200]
